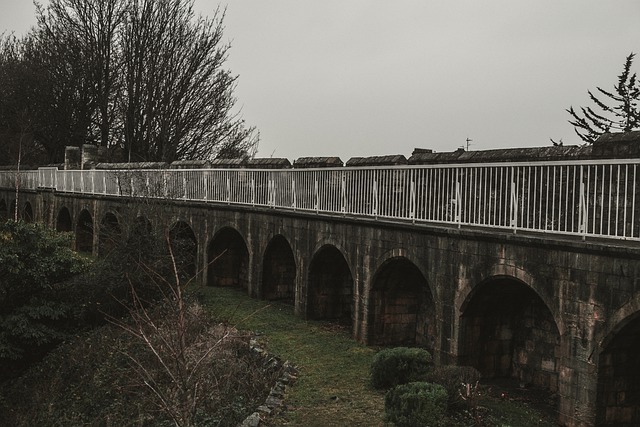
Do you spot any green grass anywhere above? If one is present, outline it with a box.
[199,286,558,427]
[199,286,385,426]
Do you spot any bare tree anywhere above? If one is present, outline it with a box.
[36,0,126,150]
[121,1,257,162]
[0,0,258,164]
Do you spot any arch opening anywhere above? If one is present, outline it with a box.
[56,207,73,232]
[0,199,7,221]
[168,221,198,281]
[76,210,94,254]
[459,277,560,392]
[207,227,249,289]
[261,235,296,303]
[23,202,33,223]
[308,245,353,323]
[99,212,121,256]
[369,257,435,349]
[596,313,640,426]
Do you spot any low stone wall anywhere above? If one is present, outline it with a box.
[239,338,298,427]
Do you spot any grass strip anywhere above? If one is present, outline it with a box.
[200,286,558,427]
[200,286,385,426]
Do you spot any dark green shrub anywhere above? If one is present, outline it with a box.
[0,220,90,377]
[384,381,448,427]
[427,365,482,409]
[370,347,432,389]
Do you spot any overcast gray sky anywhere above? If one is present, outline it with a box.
[2,1,640,161]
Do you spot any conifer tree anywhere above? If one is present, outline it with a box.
[567,53,640,143]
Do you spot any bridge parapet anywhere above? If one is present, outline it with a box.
[2,157,638,242]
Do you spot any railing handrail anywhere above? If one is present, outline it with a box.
[40,157,640,174]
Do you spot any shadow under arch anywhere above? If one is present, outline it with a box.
[56,207,73,232]
[307,244,354,323]
[596,299,640,426]
[99,212,121,256]
[23,201,33,223]
[125,215,154,262]
[458,275,561,392]
[207,226,249,290]
[368,256,435,349]
[261,234,296,303]
[168,220,198,281]
[76,209,94,254]
[0,199,8,220]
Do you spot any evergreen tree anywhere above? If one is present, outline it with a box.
[567,53,640,143]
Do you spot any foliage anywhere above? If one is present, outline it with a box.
[0,220,89,372]
[0,0,258,164]
[568,52,640,143]
[0,303,280,426]
[427,365,482,410]
[384,381,448,427]
[106,229,228,426]
[370,346,432,389]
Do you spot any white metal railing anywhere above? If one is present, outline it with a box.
[0,170,40,191]
[1,160,639,241]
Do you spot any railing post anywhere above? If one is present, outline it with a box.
[410,180,416,223]
[454,180,462,227]
[251,176,255,206]
[314,178,319,213]
[183,173,188,200]
[103,173,107,195]
[510,179,518,232]
[292,178,297,210]
[372,175,378,218]
[226,174,231,204]
[131,175,135,197]
[268,178,276,208]
[341,172,346,215]
[579,166,588,240]
[163,172,168,198]
[91,171,95,194]
[203,170,208,201]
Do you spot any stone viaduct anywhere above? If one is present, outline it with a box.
[2,133,640,426]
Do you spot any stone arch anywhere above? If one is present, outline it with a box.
[457,263,563,333]
[0,199,7,220]
[261,234,296,303]
[99,212,122,256]
[596,298,640,426]
[307,244,354,323]
[207,226,249,289]
[368,256,435,349]
[56,207,73,232]
[169,220,198,281]
[23,201,33,223]
[76,209,94,254]
[130,215,153,242]
[126,215,154,260]
[458,274,561,392]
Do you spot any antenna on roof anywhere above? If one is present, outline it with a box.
[465,137,473,151]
